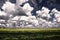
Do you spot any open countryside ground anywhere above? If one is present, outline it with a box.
[0,28,60,40]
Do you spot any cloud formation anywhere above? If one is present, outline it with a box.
[0,0,60,28]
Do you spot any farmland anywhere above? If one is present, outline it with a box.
[0,28,60,40]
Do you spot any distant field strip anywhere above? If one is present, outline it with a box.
[0,28,60,40]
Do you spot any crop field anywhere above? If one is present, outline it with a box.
[0,28,60,40]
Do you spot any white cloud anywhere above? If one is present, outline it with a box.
[51,8,60,22]
[36,10,42,17]
[2,1,16,13]
[36,7,51,20]
[26,12,32,16]
[23,3,33,12]
[20,16,29,21]
[0,0,60,28]
[12,16,20,20]
[41,7,50,18]
[29,16,36,20]
[41,7,50,13]
[0,10,7,16]
[2,1,26,16]
[23,3,34,16]
[16,0,28,5]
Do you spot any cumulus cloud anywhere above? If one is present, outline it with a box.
[0,10,7,16]
[16,0,28,5]
[23,3,34,16]
[0,0,60,28]
[2,1,16,13]
[20,16,29,21]
[41,7,50,18]
[0,10,10,20]
[51,8,60,22]
[36,7,60,28]
[36,7,51,21]
[2,1,26,16]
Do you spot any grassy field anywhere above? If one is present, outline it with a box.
[0,28,60,40]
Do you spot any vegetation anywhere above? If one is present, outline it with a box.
[0,28,60,40]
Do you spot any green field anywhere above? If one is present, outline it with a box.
[0,28,60,40]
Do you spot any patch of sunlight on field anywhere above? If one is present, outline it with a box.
[0,28,60,32]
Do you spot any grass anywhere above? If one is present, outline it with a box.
[0,28,60,40]
[0,28,60,32]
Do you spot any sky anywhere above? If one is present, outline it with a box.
[0,0,60,28]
